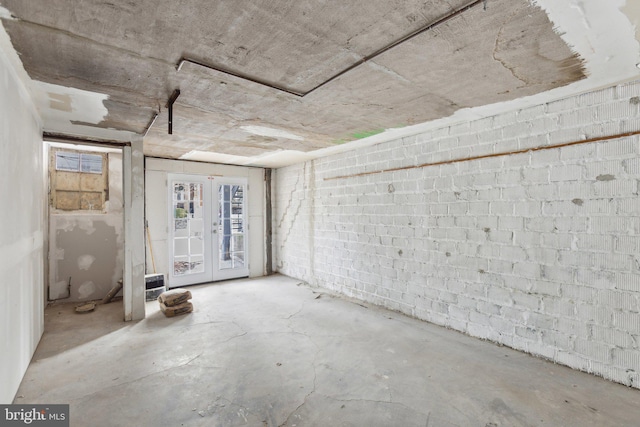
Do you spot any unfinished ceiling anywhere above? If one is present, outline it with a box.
[0,0,639,167]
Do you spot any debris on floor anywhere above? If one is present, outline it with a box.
[75,301,96,313]
[158,288,193,317]
[102,279,123,304]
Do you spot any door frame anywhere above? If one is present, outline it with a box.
[167,173,250,288]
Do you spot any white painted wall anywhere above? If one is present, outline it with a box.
[275,79,640,389]
[145,159,266,286]
[0,27,44,402]
[48,150,124,302]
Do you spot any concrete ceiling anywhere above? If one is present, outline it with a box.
[1,0,639,167]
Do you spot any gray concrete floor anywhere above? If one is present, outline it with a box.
[15,275,640,426]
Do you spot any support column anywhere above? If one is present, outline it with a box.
[123,135,145,321]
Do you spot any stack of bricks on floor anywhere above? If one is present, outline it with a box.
[158,288,193,317]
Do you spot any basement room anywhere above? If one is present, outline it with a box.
[1,0,640,426]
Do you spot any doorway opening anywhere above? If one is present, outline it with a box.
[45,141,125,310]
[168,174,249,288]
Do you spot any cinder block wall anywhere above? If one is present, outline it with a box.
[274,80,640,388]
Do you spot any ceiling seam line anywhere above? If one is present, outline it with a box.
[323,130,640,181]
[9,17,176,68]
[176,0,486,98]
[176,57,305,97]
[304,0,486,96]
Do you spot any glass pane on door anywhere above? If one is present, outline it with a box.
[172,181,205,276]
[218,184,246,270]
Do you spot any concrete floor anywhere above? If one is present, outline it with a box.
[15,275,640,426]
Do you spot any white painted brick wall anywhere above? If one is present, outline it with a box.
[274,79,640,388]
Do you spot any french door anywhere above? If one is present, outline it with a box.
[168,174,249,288]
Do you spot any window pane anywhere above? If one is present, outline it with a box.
[174,220,188,237]
[231,235,243,252]
[56,152,80,171]
[190,219,203,237]
[175,202,187,218]
[174,259,188,275]
[190,237,204,255]
[80,154,103,173]
[174,238,188,256]
[174,183,186,201]
[233,252,245,268]
[190,256,204,274]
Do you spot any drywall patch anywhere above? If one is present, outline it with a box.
[34,81,108,124]
[53,247,65,261]
[0,6,16,20]
[49,93,72,112]
[77,254,96,271]
[30,80,134,140]
[77,281,96,299]
[51,280,69,300]
[78,218,96,235]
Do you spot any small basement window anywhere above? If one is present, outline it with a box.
[50,148,108,211]
[55,152,104,174]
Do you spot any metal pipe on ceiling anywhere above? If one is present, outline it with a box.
[176,0,486,98]
[177,58,305,97]
[166,89,181,135]
[305,0,486,96]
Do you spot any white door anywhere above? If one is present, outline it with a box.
[168,175,212,287]
[168,174,249,287]
[213,178,249,281]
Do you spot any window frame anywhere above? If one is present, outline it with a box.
[49,148,109,212]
